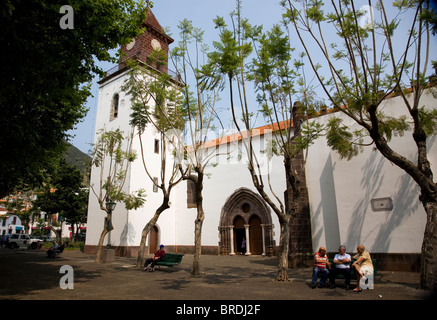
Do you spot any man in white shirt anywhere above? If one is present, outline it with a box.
[329,245,351,290]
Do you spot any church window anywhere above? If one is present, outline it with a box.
[110,93,119,121]
[154,139,160,154]
[153,177,159,193]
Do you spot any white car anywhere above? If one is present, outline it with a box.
[29,235,44,249]
[7,234,31,249]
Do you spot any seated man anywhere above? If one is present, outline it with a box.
[329,245,351,290]
[143,244,165,272]
[312,247,331,288]
[46,241,58,258]
[55,241,65,255]
[352,244,374,292]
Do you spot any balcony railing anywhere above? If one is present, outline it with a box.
[102,63,181,83]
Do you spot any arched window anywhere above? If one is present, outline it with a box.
[110,93,119,120]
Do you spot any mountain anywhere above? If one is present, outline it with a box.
[64,143,92,186]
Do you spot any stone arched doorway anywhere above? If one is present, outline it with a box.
[219,188,274,256]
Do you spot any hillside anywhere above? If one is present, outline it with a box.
[64,143,92,186]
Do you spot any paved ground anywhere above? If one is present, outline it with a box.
[0,248,435,315]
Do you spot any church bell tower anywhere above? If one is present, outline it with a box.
[119,10,174,74]
[85,9,176,257]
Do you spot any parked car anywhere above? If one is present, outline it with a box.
[7,233,31,249]
[29,235,44,249]
[7,233,42,249]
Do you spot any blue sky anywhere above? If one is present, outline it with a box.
[69,0,283,154]
[68,0,437,154]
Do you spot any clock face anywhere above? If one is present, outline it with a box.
[151,39,161,50]
[126,39,136,50]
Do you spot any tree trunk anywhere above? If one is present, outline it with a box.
[192,171,204,276]
[95,229,108,263]
[50,226,61,242]
[419,195,437,291]
[192,208,205,275]
[277,216,291,281]
[135,197,170,268]
[95,213,113,263]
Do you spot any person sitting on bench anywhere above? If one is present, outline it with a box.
[55,241,65,256]
[143,244,165,272]
[47,240,64,258]
[352,244,374,293]
[329,245,351,290]
[47,241,58,258]
[312,247,331,288]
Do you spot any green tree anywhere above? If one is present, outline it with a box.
[33,186,63,240]
[170,19,225,275]
[90,129,146,263]
[123,61,188,268]
[202,1,323,281]
[0,0,151,197]
[53,160,89,240]
[33,159,88,241]
[283,0,437,290]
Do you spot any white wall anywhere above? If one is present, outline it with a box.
[86,65,437,256]
[85,70,133,247]
[306,90,437,253]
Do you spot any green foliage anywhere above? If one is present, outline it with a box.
[33,159,89,232]
[0,0,150,197]
[91,129,146,211]
[283,0,437,163]
[326,117,360,160]
[419,106,437,136]
[123,64,187,134]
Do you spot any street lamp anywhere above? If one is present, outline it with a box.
[105,199,116,211]
[105,199,116,248]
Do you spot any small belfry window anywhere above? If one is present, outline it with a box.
[110,93,119,121]
[154,139,159,154]
[153,177,159,193]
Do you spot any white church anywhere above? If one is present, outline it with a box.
[84,11,437,271]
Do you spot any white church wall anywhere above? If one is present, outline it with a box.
[85,70,134,248]
[306,89,437,255]
[86,47,437,258]
[172,133,284,249]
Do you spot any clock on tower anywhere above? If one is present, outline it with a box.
[119,10,174,73]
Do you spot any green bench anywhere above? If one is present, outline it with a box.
[327,258,377,279]
[155,253,184,271]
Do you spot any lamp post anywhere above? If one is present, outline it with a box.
[105,199,116,248]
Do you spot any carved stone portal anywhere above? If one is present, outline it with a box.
[219,188,274,256]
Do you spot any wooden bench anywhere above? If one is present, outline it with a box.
[155,253,184,271]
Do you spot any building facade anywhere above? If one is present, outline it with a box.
[84,11,437,271]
